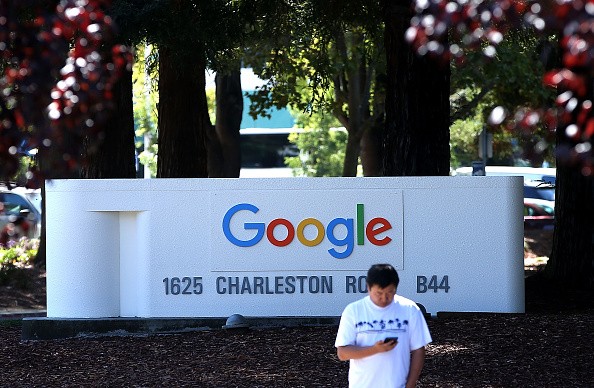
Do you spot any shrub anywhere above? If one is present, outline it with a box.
[0,237,39,285]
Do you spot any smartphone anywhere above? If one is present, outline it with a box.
[384,337,398,343]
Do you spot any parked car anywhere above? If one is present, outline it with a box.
[453,166,556,183]
[524,198,555,230]
[10,186,42,213]
[453,166,557,202]
[524,180,555,202]
[0,189,42,245]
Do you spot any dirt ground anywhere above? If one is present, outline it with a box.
[0,266,46,310]
[523,229,552,270]
[2,230,593,387]
[0,311,593,387]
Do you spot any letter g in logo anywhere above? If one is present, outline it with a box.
[222,203,265,247]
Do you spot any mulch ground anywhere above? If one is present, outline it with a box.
[0,266,46,310]
[1,304,593,387]
[1,231,593,387]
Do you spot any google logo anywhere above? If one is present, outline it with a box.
[222,203,393,259]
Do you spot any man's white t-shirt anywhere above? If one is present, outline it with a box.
[335,295,432,388]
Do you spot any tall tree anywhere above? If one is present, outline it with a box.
[332,29,385,176]
[245,1,385,177]
[126,0,256,178]
[548,162,594,289]
[78,1,143,179]
[382,0,450,176]
[407,0,594,290]
[211,67,243,178]
[0,1,133,266]
[546,33,594,291]
[81,68,136,179]
[156,48,209,178]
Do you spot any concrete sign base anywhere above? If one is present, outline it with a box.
[45,177,524,319]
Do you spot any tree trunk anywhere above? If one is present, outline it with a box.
[361,71,385,177]
[382,0,450,176]
[343,34,364,177]
[35,183,47,267]
[334,30,378,177]
[343,132,361,177]
[546,145,594,290]
[540,28,594,292]
[360,121,383,176]
[157,48,209,178]
[210,68,243,178]
[81,68,136,178]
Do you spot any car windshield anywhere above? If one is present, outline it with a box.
[0,192,33,216]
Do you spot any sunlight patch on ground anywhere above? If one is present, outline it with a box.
[524,256,549,271]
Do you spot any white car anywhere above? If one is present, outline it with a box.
[0,189,42,244]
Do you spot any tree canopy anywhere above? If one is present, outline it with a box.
[0,0,132,184]
[408,0,593,171]
[409,0,594,290]
[3,0,594,291]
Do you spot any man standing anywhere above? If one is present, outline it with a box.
[335,263,432,387]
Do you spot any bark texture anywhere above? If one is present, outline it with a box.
[210,69,243,178]
[333,30,381,177]
[81,69,136,179]
[157,48,209,178]
[547,163,594,289]
[382,0,450,176]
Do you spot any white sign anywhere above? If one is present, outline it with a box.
[45,177,525,318]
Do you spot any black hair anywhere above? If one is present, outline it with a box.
[366,263,399,289]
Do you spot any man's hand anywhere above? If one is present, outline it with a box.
[374,339,398,353]
[337,339,397,361]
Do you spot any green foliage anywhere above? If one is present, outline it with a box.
[244,7,384,177]
[450,28,557,166]
[244,1,383,116]
[286,129,348,177]
[138,143,158,178]
[450,100,519,167]
[9,156,35,186]
[452,29,553,115]
[286,107,346,177]
[206,87,216,125]
[450,114,482,169]
[0,238,39,285]
[133,43,159,178]
[112,0,260,71]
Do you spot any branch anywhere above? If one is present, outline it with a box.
[450,83,494,125]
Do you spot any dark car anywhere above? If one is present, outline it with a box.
[524,198,555,230]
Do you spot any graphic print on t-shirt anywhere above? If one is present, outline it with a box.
[355,318,408,333]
